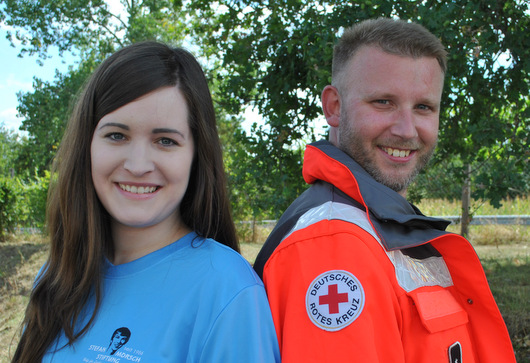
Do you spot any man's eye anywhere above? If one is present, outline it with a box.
[372,100,391,107]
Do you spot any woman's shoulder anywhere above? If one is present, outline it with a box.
[191,237,263,286]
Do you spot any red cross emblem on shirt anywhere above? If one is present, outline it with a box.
[319,284,349,314]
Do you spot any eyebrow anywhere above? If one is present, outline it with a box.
[152,128,187,141]
[152,128,184,137]
[98,123,186,138]
[98,122,129,130]
[366,91,439,104]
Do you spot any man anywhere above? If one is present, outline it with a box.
[254,18,515,362]
[107,327,131,355]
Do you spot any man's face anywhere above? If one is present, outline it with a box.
[336,46,444,196]
[111,332,128,350]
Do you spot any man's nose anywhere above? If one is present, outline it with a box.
[391,109,418,139]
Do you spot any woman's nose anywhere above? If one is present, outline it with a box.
[123,143,155,176]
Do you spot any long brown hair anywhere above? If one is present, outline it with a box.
[12,41,238,362]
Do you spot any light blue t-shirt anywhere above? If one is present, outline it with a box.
[43,232,280,362]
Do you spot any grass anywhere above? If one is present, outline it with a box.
[482,256,530,362]
[415,196,530,216]
[416,197,529,247]
[1,197,528,362]
[0,234,48,363]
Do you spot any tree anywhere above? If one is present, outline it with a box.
[0,0,188,58]
[0,125,49,239]
[1,0,260,222]
[1,0,191,174]
[0,125,22,237]
[0,123,20,177]
[2,0,529,225]
[15,61,96,174]
[189,0,530,223]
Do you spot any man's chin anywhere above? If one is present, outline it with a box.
[373,170,418,194]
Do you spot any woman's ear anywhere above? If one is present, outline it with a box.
[321,85,341,128]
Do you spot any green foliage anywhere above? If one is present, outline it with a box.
[191,0,530,210]
[0,124,21,177]
[1,0,529,223]
[15,60,97,174]
[0,0,189,57]
[0,172,49,241]
[0,177,18,240]
[0,125,50,238]
[224,121,307,220]
[429,0,530,208]
[0,127,19,240]
[22,171,50,230]
[4,0,192,175]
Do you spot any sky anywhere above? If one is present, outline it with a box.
[0,27,78,134]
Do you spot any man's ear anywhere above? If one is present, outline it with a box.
[321,85,341,128]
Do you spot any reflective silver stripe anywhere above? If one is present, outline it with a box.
[283,201,453,292]
[284,201,378,242]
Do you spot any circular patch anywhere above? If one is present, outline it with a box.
[306,270,365,331]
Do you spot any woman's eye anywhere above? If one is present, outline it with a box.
[106,132,125,141]
[158,137,178,146]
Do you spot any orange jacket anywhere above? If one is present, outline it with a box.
[254,141,515,363]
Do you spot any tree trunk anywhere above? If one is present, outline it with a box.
[252,218,257,243]
[461,164,472,237]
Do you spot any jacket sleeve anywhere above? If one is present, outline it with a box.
[263,219,406,362]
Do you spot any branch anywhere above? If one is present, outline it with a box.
[89,13,125,48]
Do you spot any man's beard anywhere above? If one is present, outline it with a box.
[338,109,436,194]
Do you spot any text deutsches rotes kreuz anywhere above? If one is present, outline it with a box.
[306,270,365,331]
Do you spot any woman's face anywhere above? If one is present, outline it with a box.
[90,86,194,236]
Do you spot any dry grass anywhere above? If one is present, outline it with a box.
[445,224,530,246]
[415,196,529,216]
[237,196,530,249]
[240,241,264,266]
[1,195,528,362]
[417,196,529,246]
[0,234,48,363]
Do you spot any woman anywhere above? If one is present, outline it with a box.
[12,41,280,362]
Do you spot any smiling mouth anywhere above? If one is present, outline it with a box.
[383,147,411,158]
[119,184,158,194]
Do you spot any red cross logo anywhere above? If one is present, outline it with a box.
[319,284,349,314]
[307,270,365,331]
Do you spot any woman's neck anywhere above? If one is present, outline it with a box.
[110,219,191,265]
